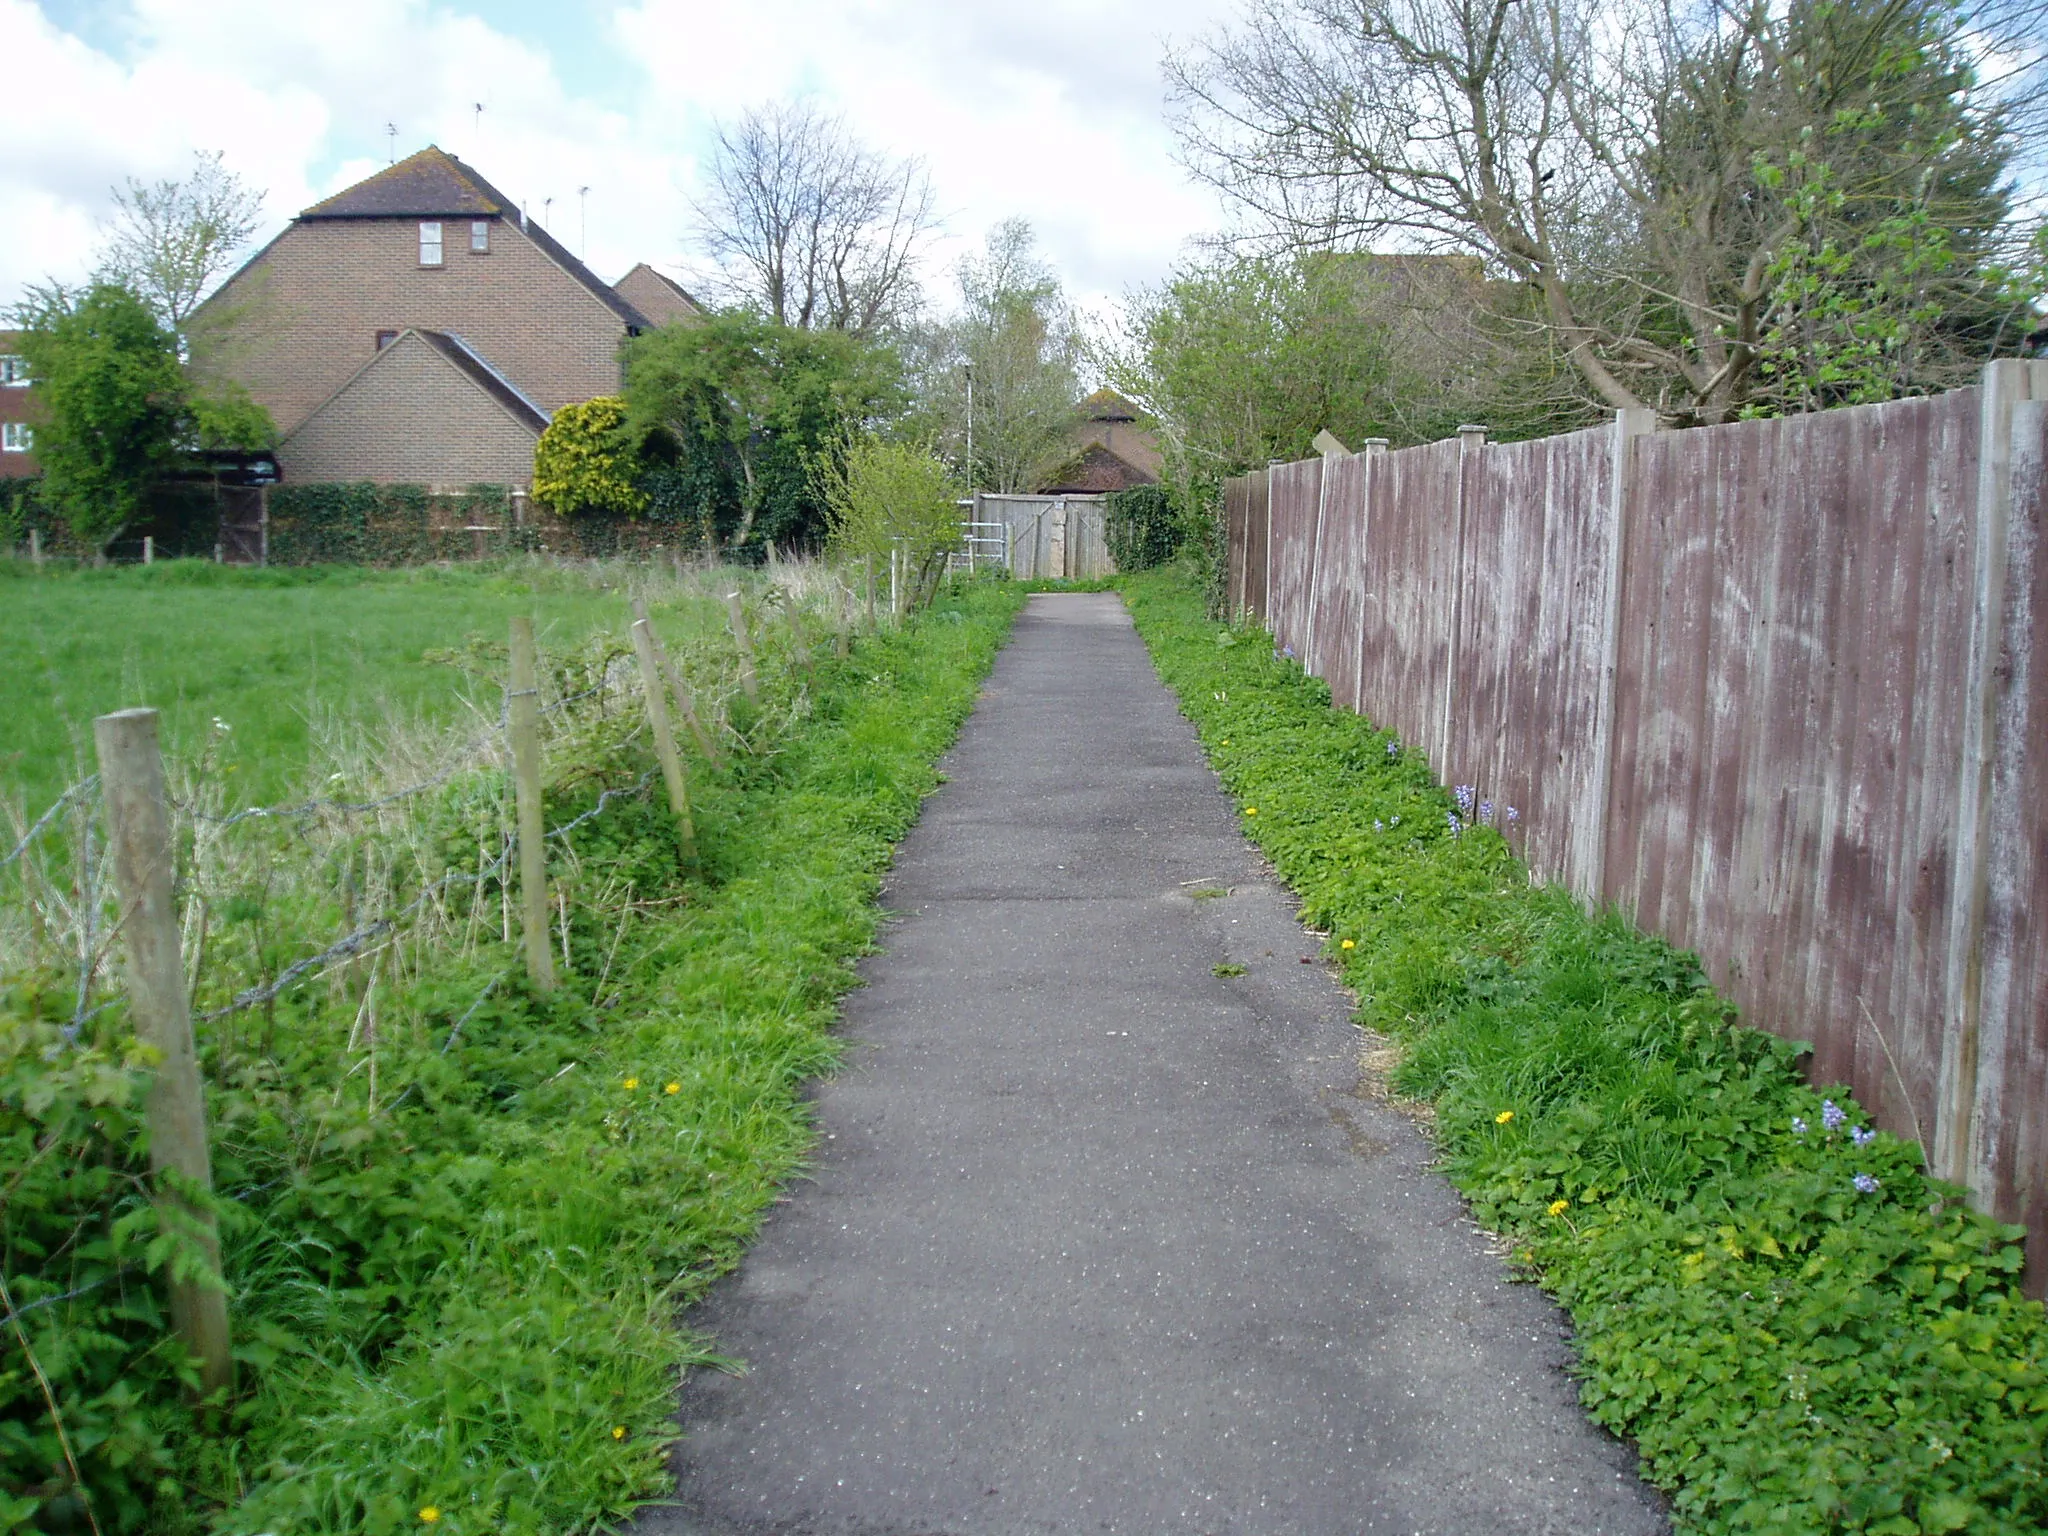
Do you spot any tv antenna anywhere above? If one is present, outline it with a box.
[386,122,397,164]
[473,102,485,155]
[543,195,554,230]
[578,186,590,257]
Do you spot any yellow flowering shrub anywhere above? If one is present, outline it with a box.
[533,396,649,519]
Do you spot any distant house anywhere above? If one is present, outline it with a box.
[197,146,697,489]
[1035,389,1161,494]
[613,264,706,329]
[0,334,36,479]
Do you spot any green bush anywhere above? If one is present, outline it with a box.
[1103,484,1181,571]
[1123,570,2048,1536]
[531,397,647,519]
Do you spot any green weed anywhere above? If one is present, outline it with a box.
[1123,570,2048,1536]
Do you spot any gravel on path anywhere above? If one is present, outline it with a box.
[641,592,1665,1536]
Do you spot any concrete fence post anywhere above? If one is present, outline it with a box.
[143,535,155,566]
[1938,359,2035,1192]
[507,617,556,994]
[93,708,233,1396]
[1578,408,1661,903]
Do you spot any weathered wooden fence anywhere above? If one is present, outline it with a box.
[973,492,1115,580]
[1227,361,2048,1285]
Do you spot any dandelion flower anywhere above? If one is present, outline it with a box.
[1495,1110,1514,1125]
[1245,807,1258,816]
[665,1081,681,1095]
[1221,739,1231,746]
[419,1509,440,1524]
[1340,939,1355,950]
[613,1426,627,1440]
[1548,1199,1570,1216]
[623,1077,640,1091]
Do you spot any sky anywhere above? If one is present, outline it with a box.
[4,0,1243,321]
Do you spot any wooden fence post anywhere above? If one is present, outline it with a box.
[28,528,41,570]
[93,708,233,1396]
[725,590,761,702]
[1938,358,2034,1192]
[630,597,721,764]
[630,618,699,866]
[143,535,155,565]
[1437,425,1488,768]
[507,617,555,993]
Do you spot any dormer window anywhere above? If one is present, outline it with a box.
[419,221,444,266]
[471,220,490,253]
[0,355,27,386]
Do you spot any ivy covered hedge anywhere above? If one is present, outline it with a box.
[266,484,514,565]
[1103,484,1182,572]
[1124,570,2048,1536]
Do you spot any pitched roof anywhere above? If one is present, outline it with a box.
[417,331,552,432]
[1036,441,1158,495]
[612,263,705,327]
[297,147,652,331]
[1078,387,1142,422]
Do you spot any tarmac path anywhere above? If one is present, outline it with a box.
[644,593,1665,1536]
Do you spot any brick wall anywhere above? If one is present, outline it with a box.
[200,216,631,434]
[0,332,38,478]
[279,331,539,486]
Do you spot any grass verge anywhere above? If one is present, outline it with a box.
[1122,569,2048,1536]
[2,574,1021,1536]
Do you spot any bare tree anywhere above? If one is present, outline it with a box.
[99,150,265,334]
[1168,0,2044,423]
[692,100,940,337]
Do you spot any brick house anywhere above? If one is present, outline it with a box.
[1035,389,1161,494]
[197,147,699,488]
[0,332,37,479]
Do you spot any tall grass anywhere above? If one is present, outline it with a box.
[1,558,1018,1535]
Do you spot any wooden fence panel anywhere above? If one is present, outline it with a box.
[1225,476,1251,616]
[1307,452,1368,710]
[1268,458,1323,660]
[1356,439,1465,757]
[1245,472,1272,623]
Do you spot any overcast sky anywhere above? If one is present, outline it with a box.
[6,0,1243,321]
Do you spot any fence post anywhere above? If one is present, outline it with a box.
[143,535,155,565]
[1938,359,2034,1192]
[630,618,699,866]
[29,527,41,570]
[630,597,721,764]
[1578,408,1660,903]
[93,708,233,1396]
[1263,461,1281,623]
[507,617,555,994]
[725,590,761,701]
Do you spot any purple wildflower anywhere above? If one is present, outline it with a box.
[1454,784,1476,815]
[1791,1116,1809,1135]
[1505,806,1520,823]
[1374,819,1385,832]
[1822,1100,1846,1132]
[1386,740,1401,759]
[1852,1172,1882,1195]
[1280,644,1295,660]
[1851,1125,1876,1146]
[1447,812,1463,836]
[1479,799,1495,825]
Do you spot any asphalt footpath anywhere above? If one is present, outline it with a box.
[642,592,1665,1536]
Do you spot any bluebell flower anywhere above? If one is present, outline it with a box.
[1851,1125,1876,1146]
[1479,800,1495,824]
[1791,1116,1809,1135]
[1280,645,1295,660]
[1386,740,1400,759]
[1447,812,1463,836]
[1374,819,1385,832]
[1822,1100,1846,1131]
[1505,806,1520,823]
[1454,784,1476,815]
[1852,1172,1881,1194]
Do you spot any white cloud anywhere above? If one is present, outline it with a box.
[5,0,1235,318]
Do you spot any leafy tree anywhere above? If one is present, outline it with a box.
[190,379,277,452]
[908,221,1085,492]
[1168,0,2043,422]
[15,283,190,553]
[532,396,649,518]
[816,436,961,609]
[623,311,904,551]
[100,150,265,336]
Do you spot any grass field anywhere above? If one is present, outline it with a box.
[0,558,649,811]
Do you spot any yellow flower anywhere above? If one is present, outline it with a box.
[419,1509,440,1524]
[664,1081,680,1095]
[613,1425,627,1440]
[1495,1110,1514,1125]
[1340,939,1355,950]
[1548,1199,1570,1216]
[1245,807,1258,816]
[1222,739,1232,746]
[623,1077,640,1091]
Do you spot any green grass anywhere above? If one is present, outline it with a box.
[1,575,1024,1536]
[0,559,645,809]
[1123,568,2048,1536]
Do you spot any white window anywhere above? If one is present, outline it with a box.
[470,220,490,253]
[419,221,444,266]
[0,355,27,386]
[2,422,32,453]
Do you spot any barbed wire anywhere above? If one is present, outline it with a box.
[1,776,99,870]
